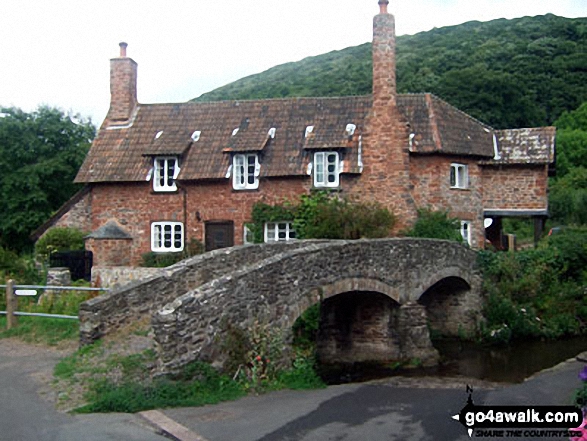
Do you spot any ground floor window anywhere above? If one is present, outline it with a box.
[244,225,255,244]
[151,222,184,252]
[460,220,472,246]
[264,222,296,242]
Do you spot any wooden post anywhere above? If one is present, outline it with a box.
[5,279,17,329]
[508,234,516,253]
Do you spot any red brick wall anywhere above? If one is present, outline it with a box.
[344,9,416,231]
[410,155,484,247]
[89,178,310,266]
[108,56,137,123]
[86,238,132,266]
[481,165,549,210]
[47,191,92,236]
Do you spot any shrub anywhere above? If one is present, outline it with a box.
[404,208,463,242]
[0,247,42,285]
[478,227,587,342]
[250,191,395,242]
[296,194,395,240]
[35,227,85,261]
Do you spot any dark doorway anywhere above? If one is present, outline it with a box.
[49,250,93,281]
[205,221,234,251]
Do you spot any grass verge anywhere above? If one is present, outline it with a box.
[0,316,78,346]
[53,336,325,413]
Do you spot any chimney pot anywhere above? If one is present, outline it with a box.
[378,0,389,14]
[119,42,128,57]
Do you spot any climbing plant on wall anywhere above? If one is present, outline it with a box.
[249,191,395,242]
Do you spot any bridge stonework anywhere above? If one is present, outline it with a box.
[148,239,483,373]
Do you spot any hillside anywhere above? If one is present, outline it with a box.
[193,14,587,129]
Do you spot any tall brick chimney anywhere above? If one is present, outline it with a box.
[373,0,396,108]
[108,42,138,123]
[347,1,416,231]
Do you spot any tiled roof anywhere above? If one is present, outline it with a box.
[481,127,556,165]
[402,94,495,157]
[86,220,132,240]
[75,94,553,183]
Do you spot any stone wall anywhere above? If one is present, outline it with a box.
[79,241,316,343]
[481,164,549,210]
[149,239,481,373]
[91,266,162,289]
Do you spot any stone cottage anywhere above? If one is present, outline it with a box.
[35,0,555,274]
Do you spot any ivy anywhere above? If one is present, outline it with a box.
[250,201,296,243]
[249,191,395,242]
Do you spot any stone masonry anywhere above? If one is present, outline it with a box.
[141,238,482,373]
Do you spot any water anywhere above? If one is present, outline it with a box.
[320,336,587,385]
[432,336,587,383]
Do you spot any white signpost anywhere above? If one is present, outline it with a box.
[14,289,37,297]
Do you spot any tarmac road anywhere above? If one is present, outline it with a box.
[0,337,583,441]
[0,338,168,441]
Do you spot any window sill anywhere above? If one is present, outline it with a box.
[311,186,342,192]
[151,189,180,195]
[450,187,471,191]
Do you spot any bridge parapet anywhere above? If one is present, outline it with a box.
[79,240,319,344]
[150,238,483,373]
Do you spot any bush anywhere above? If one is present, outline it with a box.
[0,247,42,285]
[250,191,395,242]
[478,227,587,343]
[295,194,395,240]
[35,227,85,261]
[404,208,463,242]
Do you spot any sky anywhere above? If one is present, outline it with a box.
[1,0,585,125]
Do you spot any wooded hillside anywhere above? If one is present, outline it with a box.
[193,14,587,130]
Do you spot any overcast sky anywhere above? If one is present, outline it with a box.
[1,0,585,125]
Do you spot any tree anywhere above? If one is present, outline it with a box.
[0,106,95,252]
[549,102,587,226]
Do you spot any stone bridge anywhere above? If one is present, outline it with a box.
[79,239,483,373]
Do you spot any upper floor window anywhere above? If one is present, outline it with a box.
[151,221,184,252]
[264,222,296,243]
[314,151,340,188]
[154,157,180,192]
[233,153,260,190]
[450,163,468,189]
[460,220,472,246]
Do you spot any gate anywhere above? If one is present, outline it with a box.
[49,250,93,281]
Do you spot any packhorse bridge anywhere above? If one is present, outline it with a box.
[79,238,483,373]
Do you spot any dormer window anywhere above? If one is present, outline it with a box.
[154,156,180,192]
[191,130,201,142]
[345,123,356,137]
[450,163,469,189]
[313,151,340,188]
[233,153,260,190]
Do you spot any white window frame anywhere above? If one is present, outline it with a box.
[313,151,340,188]
[153,156,180,192]
[243,225,255,245]
[450,163,468,189]
[264,222,296,243]
[151,222,184,252]
[233,153,260,190]
[460,220,472,246]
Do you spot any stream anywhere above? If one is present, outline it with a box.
[321,335,587,384]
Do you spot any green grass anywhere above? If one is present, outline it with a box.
[0,316,79,345]
[75,361,246,413]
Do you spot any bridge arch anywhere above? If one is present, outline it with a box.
[149,238,482,373]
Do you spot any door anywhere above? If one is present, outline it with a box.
[205,221,234,251]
